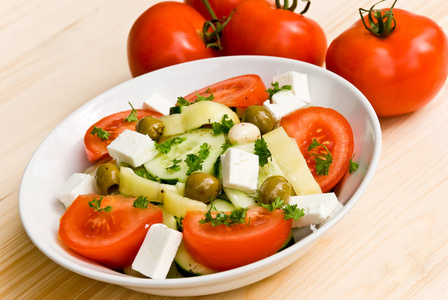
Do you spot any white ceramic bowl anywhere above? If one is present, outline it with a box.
[19,56,381,296]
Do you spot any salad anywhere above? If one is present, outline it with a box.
[56,71,357,279]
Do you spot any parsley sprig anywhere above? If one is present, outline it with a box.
[200,202,249,227]
[185,143,210,175]
[349,154,359,174]
[166,158,182,172]
[90,125,110,140]
[254,138,272,167]
[266,81,292,100]
[132,196,150,209]
[261,198,305,221]
[175,91,214,110]
[155,137,186,154]
[212,114,234,135]
[88,196,113,212]
[133,166,160,182]
[124,102,138,122]
[307,139,333,176]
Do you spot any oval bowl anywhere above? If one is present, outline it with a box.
[19,56,381,296]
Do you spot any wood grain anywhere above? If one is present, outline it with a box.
[1,0,448,299]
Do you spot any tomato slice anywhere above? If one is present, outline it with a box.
[84,109,162,162]
[182,206,292,271]
[59,194,163,270]
[280,107,354,193]
[183,74,268,108]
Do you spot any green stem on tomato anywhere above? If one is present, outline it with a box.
[201,0,218,20]
[275,0,311,14]
[200,0,234,50]
[359,0,398,38]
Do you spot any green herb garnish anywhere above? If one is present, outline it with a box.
[132,196,150,209]
[88,196,113,212]
[166,158,182,172]
[254,138,272,167]
[261,198,305,221]
[124,102,138,122]
[307,139,333,176]
[212,114,235,135]
[133,166,160,182]
[90,125,110,140]
[184,142,211,175]
[155,137,187,154]
[200,203,249,227]
[266,81,292,100]
[349,154,359,174]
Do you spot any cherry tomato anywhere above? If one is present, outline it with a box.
[280,107,354,193]
[183,74,268,108]
[185,0,245,20]
[127,2,217,77]
[182,206,292,271]
[221,0,327,66]
[59,194,163,270]
[325,7,448,117]
[84,109,162,163]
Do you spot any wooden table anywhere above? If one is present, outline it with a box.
[2,0,448,298]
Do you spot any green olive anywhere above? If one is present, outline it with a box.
[259,176,291,204]
[136,116,165,141]
[185,172,222,203]
[95,163,120,195]
[242,105,276,135]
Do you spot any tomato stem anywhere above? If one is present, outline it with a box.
[200,0,218,20]
[200,0,233,50]
[359,0,397,38]
[275,0,311,14]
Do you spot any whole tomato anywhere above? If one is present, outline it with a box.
[185,0,246,20]
[221,0,327,66]
[127,2,217,77]
[325,2,448,117]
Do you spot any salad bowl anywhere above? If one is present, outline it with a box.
[19,55,381,296]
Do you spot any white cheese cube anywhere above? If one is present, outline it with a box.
[273,71,311,103]
[263,99,306,121]
[107,129,158,167]
[142,93,174,116]
[288,192,341,228]
[56,173,95,208]
[221,148,259,193]
[271,89,300,105]
[132,224,182,279]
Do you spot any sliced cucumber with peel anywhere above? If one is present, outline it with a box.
[144,128,225,183]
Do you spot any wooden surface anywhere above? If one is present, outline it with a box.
[1,0,448,298]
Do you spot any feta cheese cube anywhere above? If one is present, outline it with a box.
[263,99,306,121]
[221,148,259,193]
[132,223,182,279]
[142,93,174,116]
[56,173,95,208]
[288,192,341,228]
[107,129,158,167]
[273,71,311,103]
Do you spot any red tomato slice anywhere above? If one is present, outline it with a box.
[280,107,354,193]
[59,194,163,270]
[182,206,292,271]
[183,74,268,108]
[84,109,162,163]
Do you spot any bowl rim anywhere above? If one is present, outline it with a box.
[19,55,382,290]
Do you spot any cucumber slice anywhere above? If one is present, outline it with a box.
[144,128,225,183]
[207,198,236,211]
[161,101,240,137]
[263,127,322,195]
[163,189,207,217]
[174,242,216,277]
[119,167,178,202]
